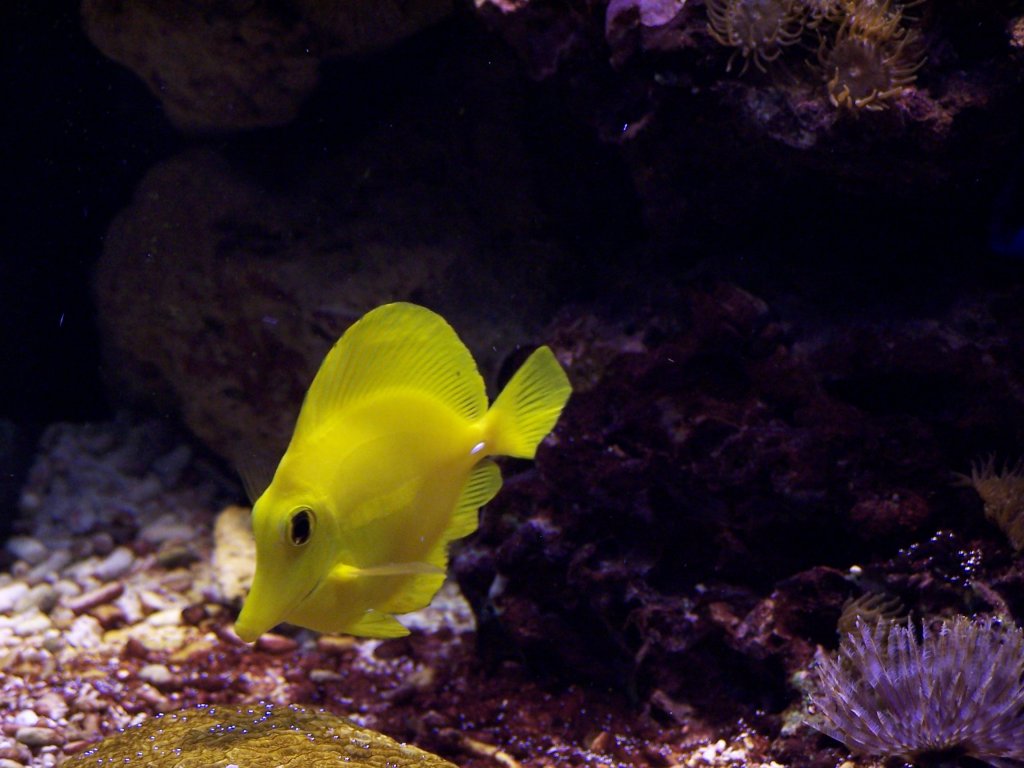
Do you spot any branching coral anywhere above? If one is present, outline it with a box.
[707,0,806,73]
[808,616,1024,767]
[962,457,1024,550]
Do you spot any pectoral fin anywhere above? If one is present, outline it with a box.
[331,561,444,581]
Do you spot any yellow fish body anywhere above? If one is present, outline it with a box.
[234,302,571,641]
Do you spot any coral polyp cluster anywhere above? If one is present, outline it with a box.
[821,9,923,110]
[706,0,926,112]
[961,456,1024,550]
[707,0,805,73]
[819,0,925,110]
[835,592,903,637]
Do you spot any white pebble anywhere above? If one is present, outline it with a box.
[145,608,182,628]
[34,691,68,721]
[140,518,196,546]
[41,629,63,653]
[93,547,134,582]
[5,537,48,566]
[14,610,52,637]
[52,579,81,598]
[0,582,29,613]
[12,711,38,727]
[15,726,61,748]
[138,663,173,687]
[25,549,72,584]
[138,589,173,613]
[115,590,144,624]
[15,585,58,615]
[64,615,103,649]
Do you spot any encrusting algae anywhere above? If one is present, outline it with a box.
[65,703,457,767]
[235,302,572,642]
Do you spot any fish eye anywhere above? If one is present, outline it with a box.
[287,507,315,547]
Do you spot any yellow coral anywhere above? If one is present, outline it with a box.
[65,703,457,767]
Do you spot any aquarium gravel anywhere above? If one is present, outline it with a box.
[0,417,771,768]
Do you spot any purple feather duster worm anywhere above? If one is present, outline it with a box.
[808,615,1024,768]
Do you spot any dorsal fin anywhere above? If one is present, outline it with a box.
[294,303,487,438]
[236,453,278,504]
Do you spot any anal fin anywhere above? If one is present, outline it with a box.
[347,610,410,638]
[376,572,446,615]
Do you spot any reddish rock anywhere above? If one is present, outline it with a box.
[255,633,299,655]
[849,491,932,542]
[68,582,124,614]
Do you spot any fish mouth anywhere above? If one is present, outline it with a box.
[235,574,324,643]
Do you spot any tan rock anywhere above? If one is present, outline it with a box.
[81,0,320,133]
[212,506,255,604]
[94,143,561,468]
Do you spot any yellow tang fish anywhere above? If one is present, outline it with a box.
[234,302,571,641]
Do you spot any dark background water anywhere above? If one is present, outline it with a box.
[4,0,1023,497]
[4,4,168,424]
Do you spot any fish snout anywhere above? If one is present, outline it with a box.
[235,575,291,642]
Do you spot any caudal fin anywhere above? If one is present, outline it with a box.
[485,346,571,460]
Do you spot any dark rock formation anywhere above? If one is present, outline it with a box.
[454,278,1024,718]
